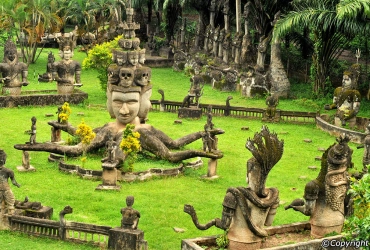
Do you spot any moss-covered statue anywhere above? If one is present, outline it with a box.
[325,65,361,128]
[0,38,29,95]
[285,134,352,238]
[184,126,283,250]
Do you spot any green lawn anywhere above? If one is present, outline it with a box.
[0,48,367,249]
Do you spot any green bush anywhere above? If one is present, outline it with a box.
[344,174,370,249]
[82,36,121,90]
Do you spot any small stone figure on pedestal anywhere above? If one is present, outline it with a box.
[179,75,204,119]
[17,150,36,172]
[108,196,147,250]
[0,150,21,217]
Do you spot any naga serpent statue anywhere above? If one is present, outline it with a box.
[285,134,353,238]
[184,125,283,250]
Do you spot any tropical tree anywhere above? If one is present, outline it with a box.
[273,0,370,95]
[0,0,62,64]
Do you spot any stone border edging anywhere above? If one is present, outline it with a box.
[53,155,204,182]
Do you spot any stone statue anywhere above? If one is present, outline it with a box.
[0,150,21,215]
[121,196,140,230]
[264,93,279,121]
[222,32,231,64]
[285,134,352,238]
[218,29,225,59]
[356,123,370,175]
[15,4,223,164]
[181,75,205,108]
[38,52,55,82]
[0,38,29,95]
[103,136,117,163]
[29,116,37,145]
[324,67,361,127]
[52,46,82,94]
[184,126,283,249]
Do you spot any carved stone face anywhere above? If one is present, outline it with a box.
[63,50,72,60]
[342,74,352,89]
[135,67,151,86]
[119,68,135,87]
[139,49,146,64]
[128,53,139,66]
[6,51,16,62]
[124,39,132,49]
[112,91,140,125]
[132,38,140,49]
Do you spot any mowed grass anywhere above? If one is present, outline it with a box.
[0,48,367,249]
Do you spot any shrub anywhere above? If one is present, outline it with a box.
[120,124,140,172]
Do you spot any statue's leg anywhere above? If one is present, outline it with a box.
[141,127,224,150]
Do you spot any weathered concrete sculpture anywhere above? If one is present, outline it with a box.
[38,52,55,82]
[52,44,82,94]
[324,65,361,128]
[285,134,352,238]
[0,38,29,95]
[108,196,147,250]
[179,75,205,119]
[0,150,21,215]
[262,94,279,122]
[184,126,283,249]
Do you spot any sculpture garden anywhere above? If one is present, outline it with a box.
[0,0,370,249]
[0,47,368,249]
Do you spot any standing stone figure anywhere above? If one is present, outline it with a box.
[29,116,37,145]
[0,150,21,215]
[0,38,29,95]
[185,126,283,249]
[121,196,140,230]
[285,134,352,238]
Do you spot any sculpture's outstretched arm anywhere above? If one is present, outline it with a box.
[14,126,110,157]
[48,121,77,135]
[184,204,222,230]
[143,127,224,150]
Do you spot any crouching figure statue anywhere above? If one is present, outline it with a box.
[184,126,283,250]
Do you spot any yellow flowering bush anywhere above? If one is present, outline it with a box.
[59,102,71,123]
[120,124,140,172]
[76,120,96,145]
[75,120,96,167]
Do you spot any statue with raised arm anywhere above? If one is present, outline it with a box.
[285,134,352,238]
[184,126,283,249]
[0,38,29,95]
[0,150,21,215]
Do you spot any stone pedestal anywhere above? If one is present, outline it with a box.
[57,84,74,95]
[178,107,202,119]
[96,161,121,190]
[108,227,148,250]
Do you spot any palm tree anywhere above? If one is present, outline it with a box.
[0,0,62,64]
[273,0,370,95]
